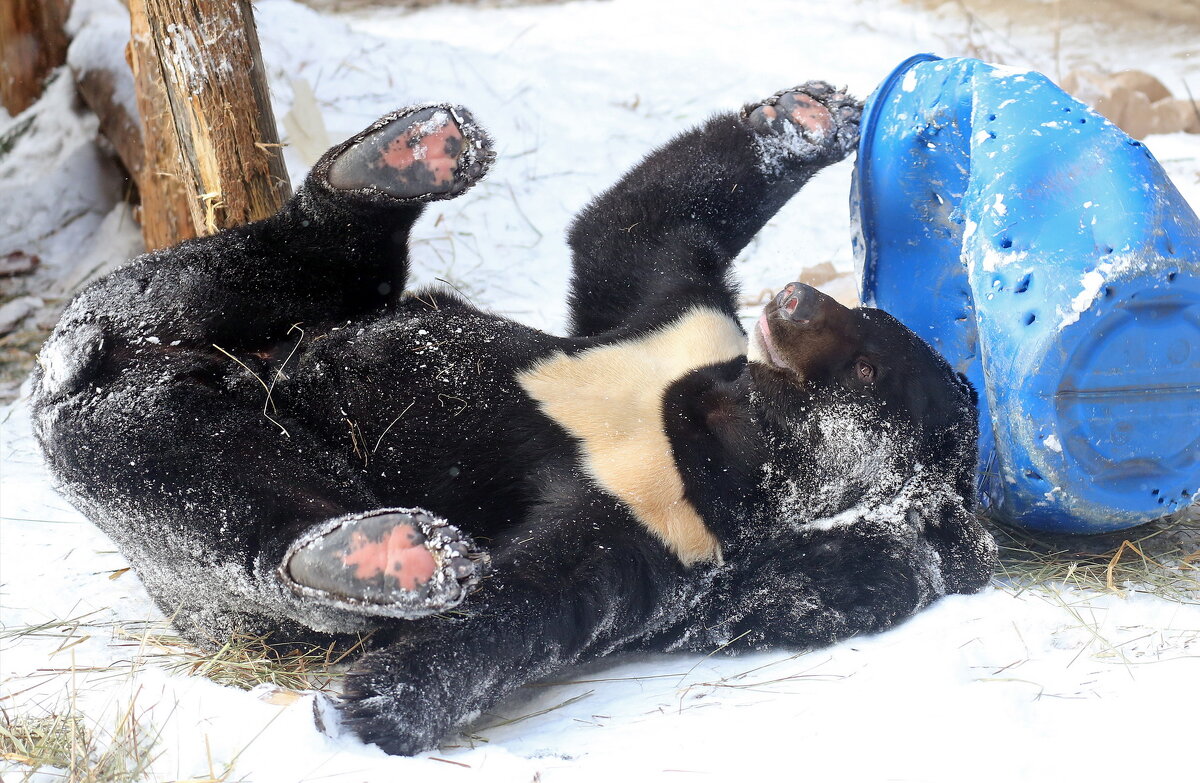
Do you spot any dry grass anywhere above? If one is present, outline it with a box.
[1,614,367,696]
[0,711,88,777]
[0,327,50,404]
[0,621,368,780]
[991,509,1200,602]
[116,625,370,694]
[0,696,163,783]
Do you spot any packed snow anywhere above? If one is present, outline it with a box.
[2,0,1198,780]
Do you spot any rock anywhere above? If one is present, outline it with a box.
[1110,70,1172,103]
[0,296,43,335]
[0,251,39,277]
[1060,68,1199,139]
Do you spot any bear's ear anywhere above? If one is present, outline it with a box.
[662,358,762,484]
[955,372,979,407]
[663,358,749,439]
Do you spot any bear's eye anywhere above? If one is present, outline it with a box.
[855,359,876,383]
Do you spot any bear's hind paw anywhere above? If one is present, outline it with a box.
[280,507,487,619]
[318,105,493,202]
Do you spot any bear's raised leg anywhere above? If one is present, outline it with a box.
[45,104,492,357]
[566,81,861,337]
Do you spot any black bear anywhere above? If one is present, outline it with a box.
[31,81,996,755]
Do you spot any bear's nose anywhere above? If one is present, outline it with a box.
[776,282,830,323]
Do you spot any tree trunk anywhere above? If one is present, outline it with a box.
[0,0,71,115]
[66,1,146,201]
[75,65,144,181]
[127,0,290,247]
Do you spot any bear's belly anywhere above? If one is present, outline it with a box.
[281,305,565,534]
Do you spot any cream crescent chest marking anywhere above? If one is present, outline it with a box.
[517,307,748,565]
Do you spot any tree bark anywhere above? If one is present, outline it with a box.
[66,0,146,199]
[127,0,290,246]
[75,66,144,180]
[0,0,71,115]
[128,6,198,249]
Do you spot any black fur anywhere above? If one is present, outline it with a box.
[31,85,995,756]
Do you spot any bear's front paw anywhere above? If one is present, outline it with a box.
[334,647,454,756]
[280,507,488,619]
[316,104,494,202]
[743,81,863,163]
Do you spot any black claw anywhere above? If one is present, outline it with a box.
[448,556,474,579]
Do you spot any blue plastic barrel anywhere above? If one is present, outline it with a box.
[852,54,1200,533]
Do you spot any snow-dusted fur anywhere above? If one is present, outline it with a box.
[30,83,995,756]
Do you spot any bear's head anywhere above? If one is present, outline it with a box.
[746,282,980,521]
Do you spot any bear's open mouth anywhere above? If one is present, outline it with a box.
[756,312,790,370]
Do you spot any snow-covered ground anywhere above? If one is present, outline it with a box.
[2,0,1198,780]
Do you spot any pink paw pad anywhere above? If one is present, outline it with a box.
[325,105,492,200]
[375,116,462,188]
[778,93,834,136]
[341,523,436,592]
[747,90,833,139]
[744,81,862,154]
[282,508,483,618]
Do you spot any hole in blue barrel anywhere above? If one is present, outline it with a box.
[1104,286,1115,299]
[1024,469,1043,481]
[987,113,997,121]
[1078,117,1087,124]
[1015,273,1031,293]
[1023,312,1037,325]
[1151,488,1160,496]
[1167,271,1178,282]
[999,237,1013,249]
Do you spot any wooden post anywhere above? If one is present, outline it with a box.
[0,0,71,115]
[127,0,290,245]
[128,8,199,249]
